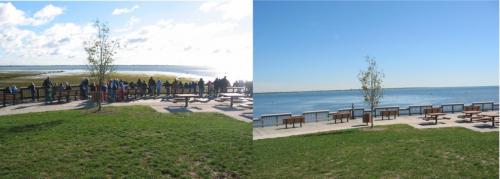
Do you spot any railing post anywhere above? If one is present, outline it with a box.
[36,87,40,101]
[3,92,6,107]
[20,89,24,103]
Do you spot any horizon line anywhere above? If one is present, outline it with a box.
[255,85,499,94]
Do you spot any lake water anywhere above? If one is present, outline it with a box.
[0,65,228,80]
[254,86,499,117]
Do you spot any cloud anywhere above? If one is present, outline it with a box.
[112,5,139,15]
[0,2,28,26]
[0,2,252,80]
[32,4,64,25]
[0,2,63,27]
[115,16,140,32]
[200,0,251,21]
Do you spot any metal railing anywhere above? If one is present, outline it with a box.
[255,102,499,128]
[302,110,329,123]
[472,102,495,111]
[1,84,249,107]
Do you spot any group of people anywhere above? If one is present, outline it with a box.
[3,76,251,105]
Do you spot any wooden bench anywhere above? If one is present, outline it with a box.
[424,108,442,118]
[330,112,351,123]
[380,110,398,120]
[283,116,305,128]
[458,106,482,120]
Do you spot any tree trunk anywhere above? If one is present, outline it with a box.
[370,106,374,128]
[97,80,102,111]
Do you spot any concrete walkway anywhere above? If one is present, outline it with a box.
[253,113,499,140]
[0,98,252,123]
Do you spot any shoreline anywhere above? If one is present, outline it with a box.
[255,85,500,95]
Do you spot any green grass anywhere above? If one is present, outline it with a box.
[252,125,498,178]
[0,72,42,81]
[0,72,196,88]
[0,106,251,178]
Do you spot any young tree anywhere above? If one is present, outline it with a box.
[358,56,384,128]
[85,20,118,111]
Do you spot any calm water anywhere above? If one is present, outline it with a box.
[0,65,218,78]
[254,86,499,117]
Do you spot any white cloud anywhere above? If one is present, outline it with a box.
[112,5,139,15]
[0,2,29,26]
[0,2,252,80]
[115,16,140,32]
[200,0,251,21]
[0,2,63,27]
[32,4,64,25]
[0,22,96,65]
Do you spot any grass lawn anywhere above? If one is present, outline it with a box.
[0,106,251,178]
[252,125,498,178]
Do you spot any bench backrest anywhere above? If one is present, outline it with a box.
[464,106,480,111]
[380,110,398,116]
[332,112,351,119]
[283,116,305,124]
[424,108,442,114]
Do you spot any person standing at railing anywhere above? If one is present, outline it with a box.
[192,81,197,94]
[178,81,183,94]
[118,80,126,101]
[172,80,178,96]
[42,77,53,104]
[142,80,147,97]
[28,82,37,102]
[156,79,162,97]
[80,78,89,100]
[89,82,96,102]
[101,82,107,102]
[221,76,230,93]
[164,80,171,97]
[183,82,189,94]
[84,78,89,99]
[4,86,12,94]
[111,79,118,102]
[207,80,214,98]
[65,82,71,90]
[213,78,219,96]
[198,78,205,97]
[148,77,155,96]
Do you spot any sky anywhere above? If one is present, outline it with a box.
[0,1,252,80]
[254,1,499,92]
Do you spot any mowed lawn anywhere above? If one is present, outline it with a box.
[252,125,498,178]
[0,106,251,178]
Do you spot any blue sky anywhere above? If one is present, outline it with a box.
[254,1,499,92]
[0,1,252,80]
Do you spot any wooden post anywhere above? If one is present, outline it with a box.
[36,87,40,101]
[20,89,24,103]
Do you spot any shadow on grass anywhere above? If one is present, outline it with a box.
[239,112,252,119]
[418,122,444,126]
[301,129,356,137]
[0,120,63,135]
[165,107,193,113]
[213,105,246,112]
[473,124,497,129]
